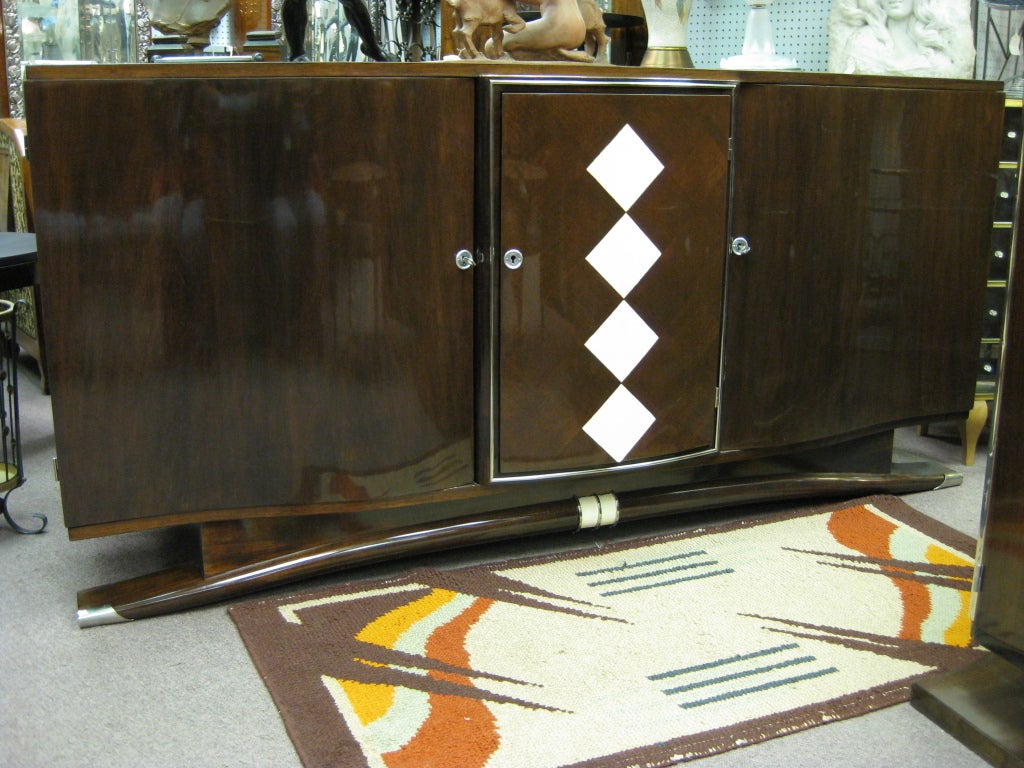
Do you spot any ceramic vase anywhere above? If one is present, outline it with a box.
[639,0,693,67]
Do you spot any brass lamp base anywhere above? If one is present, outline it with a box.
[641,46,694,68]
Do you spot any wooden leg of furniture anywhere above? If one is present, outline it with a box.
[912,653,1024,768]
[75,464,960,627]
[958,398,990,466]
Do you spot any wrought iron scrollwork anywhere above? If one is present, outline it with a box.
[363,0,439,61]
[0,300,44,534]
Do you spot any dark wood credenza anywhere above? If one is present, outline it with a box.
[22,63,1003,626]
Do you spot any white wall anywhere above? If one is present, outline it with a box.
[688,0,834,71]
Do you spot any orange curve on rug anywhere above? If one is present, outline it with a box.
[383,596,498,768]
[827,504,968,644]
[334,587,501,768]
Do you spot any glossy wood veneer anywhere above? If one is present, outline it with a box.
[723,83,1002,450]
[22,63,1003,623]
[79,463,953,624]
[494,87,730,475]
[29,73,477,529]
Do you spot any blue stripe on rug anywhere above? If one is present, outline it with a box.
[600,568,735,596]
[576,549,710,577]
[650,643,802,680]
[677,667,840,709]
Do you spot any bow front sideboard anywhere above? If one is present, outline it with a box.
[22,63,1003,626]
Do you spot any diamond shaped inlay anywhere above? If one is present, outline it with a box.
[587,124,664,212]
[583,385,655,463]
[586,214,661,298]
[585,301,658,382]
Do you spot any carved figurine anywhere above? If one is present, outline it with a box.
[448,0,606,61]
[487,0,587,61]
[281,0,390,61]
[579,0,610,62]
[446,0,606,61]
[447,0,527,59]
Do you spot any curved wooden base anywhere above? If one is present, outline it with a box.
[77,462,958,627]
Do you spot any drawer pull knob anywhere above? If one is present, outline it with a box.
[455,248,476,270]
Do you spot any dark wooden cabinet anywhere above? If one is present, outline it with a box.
[22,63,1003,625]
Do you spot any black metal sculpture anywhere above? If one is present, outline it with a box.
[281,0,392,61]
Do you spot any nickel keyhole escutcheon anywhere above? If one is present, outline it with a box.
[454,249,476,270]
[503,248,524,270]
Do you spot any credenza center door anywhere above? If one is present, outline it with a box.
[493,87,732,478]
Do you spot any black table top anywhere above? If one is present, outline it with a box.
[0,232,37,292]
[518,11,644,28]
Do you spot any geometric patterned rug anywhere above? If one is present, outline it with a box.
[229,494,983,767]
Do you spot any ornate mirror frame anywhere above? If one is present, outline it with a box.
[0,0,437,117]
[1,0,152,117]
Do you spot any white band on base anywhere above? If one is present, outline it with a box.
[577,493,620,529]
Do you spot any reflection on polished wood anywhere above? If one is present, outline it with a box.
[29,73,477,529]
[22,62,1003,625]
[78,463,954,625]
[496,88,729,475]
[724,83,1000,450]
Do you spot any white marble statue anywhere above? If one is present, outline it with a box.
[828,0,974,78]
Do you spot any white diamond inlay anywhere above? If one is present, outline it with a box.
[587,124,664,212]
[583,385,655,463]
[585,301,658,382]
[586,214,662,298]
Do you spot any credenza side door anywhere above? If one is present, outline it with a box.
[720,83,1002,451]
[29,72,478,530]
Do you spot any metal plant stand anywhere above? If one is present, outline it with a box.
[0,299,44,534]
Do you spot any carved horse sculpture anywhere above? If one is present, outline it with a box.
[450,0,608,62]
[447,0,527,59]
[282,0,391,61]
[494,0,586,60]
[576,0,609,62]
